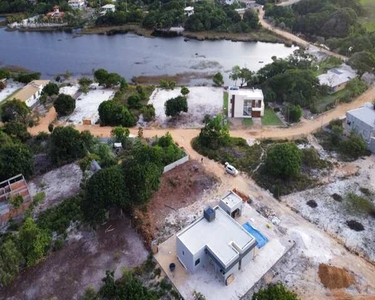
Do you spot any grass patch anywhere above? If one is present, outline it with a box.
[344,192,375,216]
[242,118,253,126]
[359,0,375,32]
[223,92,228,117]
[314,57,343,76]
[316,89,347,112]
[262,107,283,126]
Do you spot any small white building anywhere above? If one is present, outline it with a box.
[318,64,357,93]
[228,88,264,118]
[184,6,194,17]
[219,191,244,218]
[100,4,116,15]
[346,103,375,153]
[68,0,85,9]
[176,204,257,285]
[12,80,50,107]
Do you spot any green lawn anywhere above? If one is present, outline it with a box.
[223,92,228,117]
[262,107,283,126]
[242,118,253,126]
[317,89,347,112]
[359,0,375,32]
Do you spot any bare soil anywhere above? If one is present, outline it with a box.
[133,160,218,248]
[0,218,148,300]
[318,264,355,290]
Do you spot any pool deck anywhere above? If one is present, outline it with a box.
[154,202,294,300]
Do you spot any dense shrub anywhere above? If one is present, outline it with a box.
[99,100,136,127]
[54,94,76,116]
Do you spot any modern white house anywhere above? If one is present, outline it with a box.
[176,193,257,285]
[12,80,50,107]
[184,6,194,17]
[346,103,375,153]
[228,88,264,118]
[318,64,357,93]
[68,0,85,9]
[100,4,116,15]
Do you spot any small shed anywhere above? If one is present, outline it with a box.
[219,191,244,219]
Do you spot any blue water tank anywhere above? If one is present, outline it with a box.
[204,207,216,222]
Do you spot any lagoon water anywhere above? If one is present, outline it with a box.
[0,28,297,83]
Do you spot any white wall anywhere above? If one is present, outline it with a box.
[346,114,373,143]
[163,155,189,173]
[176,236,195,273]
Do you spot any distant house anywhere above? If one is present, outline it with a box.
[12,80,50,107]
[184,6,194,17]
[228,88,264,118]
[176,192,258,285]
[100,4,116,15]
[346,103,375,153]
[46,6,65,19]
[318,64,357,93]
[68,0,85,9]
[0,174,32,228]
[225,0,237,5]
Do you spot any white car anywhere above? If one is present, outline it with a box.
[225,162,238,176]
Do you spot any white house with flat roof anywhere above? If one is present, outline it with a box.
[346,103,375,153]
[184,6,194,16]
[100,4,116,15]
[176,205,257,285]
[228,88,264,118]
[318,64,357,93]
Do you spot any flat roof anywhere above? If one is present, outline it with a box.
[102,4,115,8]
[220,191,243,208]
[12,80,50,102]
[347,103,375,127]
[229,88,263,99]
[177,206,256,267]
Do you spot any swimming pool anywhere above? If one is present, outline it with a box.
[243,222,269,248]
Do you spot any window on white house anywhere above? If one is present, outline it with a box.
[195,258,200,266]
[243,100,252,116]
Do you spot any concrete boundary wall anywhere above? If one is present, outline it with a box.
[163,154,189,173]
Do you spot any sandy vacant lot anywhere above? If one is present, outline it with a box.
[0,218,148,300]
[64,86,115,125]
[148,87,224,128]
[282,155,375,263]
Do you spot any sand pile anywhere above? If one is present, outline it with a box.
[318,264,355,289]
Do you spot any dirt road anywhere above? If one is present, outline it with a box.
[29,85,375,141]
[258,9,348,61]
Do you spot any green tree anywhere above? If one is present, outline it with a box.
[230,65,241,86]
[265,142,301,178]
[181,86,190,96]
[330,125,344,144]
[54,94,76,116]
[252,283,299,300]
[198,115,229,150]
[141,105,155,122]
[82,166,128,222]
[49,126,92,164]
[348,51,375,77]
[122,157,163,206]
[18,218,51,267]
[285,104,303,123]
[0,131,13,147]
[94,68,109,86]
[78,77,93,87]
[0,238,23,287]
[0,143,33,181]
[15,72,41,84]
[213,72,224,87]
[1,99,30,123]
[4,121,31,142]
[111,126,130,146]
[340,133,367,159]
[98,100,136,127]
[165,96,188,118]
[127,94,141,109]
[42,82,59,96]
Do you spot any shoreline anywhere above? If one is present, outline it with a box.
[3,23,293,46]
